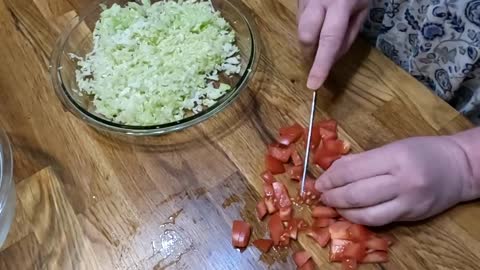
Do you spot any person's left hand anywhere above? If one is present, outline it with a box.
[315,136,477,226]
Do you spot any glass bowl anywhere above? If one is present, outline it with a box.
[50,0,259,136]
[0,130,15,248]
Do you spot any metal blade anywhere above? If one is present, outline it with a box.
[300,90,317,196]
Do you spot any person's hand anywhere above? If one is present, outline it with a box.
[297,0,370,90]
[315,136,477,226]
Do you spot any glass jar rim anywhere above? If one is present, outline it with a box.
[0,130,13,207]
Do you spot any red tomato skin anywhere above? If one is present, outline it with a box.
[256,200,268,220]
[307,227,331,247]
[319,127,337,141]
[253,239,273,253]
[360,251,389,263]
[304,126,321,150]
[261,171,276,184]
[268,144,292,163]
[324,140,346,154]
[317,119,337,132]
[312,206,339,218]
[293,250,312,267]
[268,214,284,246]
[278,123,304,146]
[232,220,252,248]
[265,155,286,174]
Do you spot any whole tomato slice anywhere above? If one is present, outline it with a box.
[293,250,312,267]
[268,144,292,163]
[253,239,273,253]
[256,200,268,220]
[307,227,331,247]
[319,127,338,141]
[268,214,284,245]
[232,220,251,248]
[287,165,303,181]
[265,155,285,174]
[278,123,304,146]
[261,171,276,184]
[272,182,292,208]
[360,251,388,263]
[312,206,339,218]
[342,258,358,270]
[347,224,372,242]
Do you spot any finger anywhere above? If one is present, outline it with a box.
[307,2,352,90]
[339,9,369,57]
[298,2,326,61]
[337,199,404,226]
[316,148,393,192]
[321,175,398,208]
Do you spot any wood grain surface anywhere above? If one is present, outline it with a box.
[0,0,478,269]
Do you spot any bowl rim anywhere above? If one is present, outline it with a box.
[0,130,13,207]
[50,0,260,136]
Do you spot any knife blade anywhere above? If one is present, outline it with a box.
[300,90,317,196]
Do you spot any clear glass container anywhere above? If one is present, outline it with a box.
[0,130,16,248]
[50,0,260,136]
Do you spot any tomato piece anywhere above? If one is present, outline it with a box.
[265,155,286,174]
[342,258,358,270]
[293,250,312,267]
[256,200,268,220]
[261,171,276,184]
[329,239,352,262]
[265,197,278,214]
[232,220,251,248]
[324,139,346,155]
[291,149,303,166]
[304,126,321,150]
[303,176,321,197]
[298,259,315,270]
[268,214,284,245]
[307,227,331,247]
[315,154,341,170]
[329,221,352,240]
[296,218,309,231]
[343,242,367,261]
[378,234,396,246]
[319,127,337,141]
[264,183,274,197]
[314,141,341,170]
[312,206,339,218]
[278,123,304,145]
[268,144,292,163]
[253,239,273,253]
[347,224,372,242]
[317,119,337,132]
[312,218,336,228]
[342,141,351,154]
[288,165,303,181]
[279,207,293,221]
[285,219,299,239]
[365,237,389,251]
[272,182,292,208]
[360,251,388,263]
[279,232,291,246]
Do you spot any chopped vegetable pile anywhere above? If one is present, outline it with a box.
[73,0,240,125]
[231,120,394,269]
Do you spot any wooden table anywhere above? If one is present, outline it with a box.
[0,0,479,269]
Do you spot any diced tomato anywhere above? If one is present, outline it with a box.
[324,140,346,155]
[265,155,286,174]
[347,224,372,242]
[366,237,389,251]
[286,220,299,239]
[272,182,292,208]
[329,239,352,262]
[279,232,291,246]
[319,127,337,141]
[278,123,304,145]
[342,141,351,154]
[261,171,276,184]
[303,177,321,197]
[378,234,396,246]
[291,149,303,166]
[288,165,303,181]
[304,126,322,150]
[279,207,293,221]
[268,214,284,245]
[296,218,309,231]
[307,227,331,247]
[317,119,337,132]
[253,239,273,253]
[298,259,315,270]
[342,258,358,270]
[343,242,367,261]
[256,200,268,220]
[264,183,274,197]
[232,220,251,248]
[314,141,342,170]
[315,154,341,170]
[312,206,339,218]
[293,250,312,267]
[312,218,336,228]
[329,221,352,240]
[265,197,278,214]
[360,251,388,263]
[268,144,292,163]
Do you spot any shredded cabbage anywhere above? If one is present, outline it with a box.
[73,0,241,125]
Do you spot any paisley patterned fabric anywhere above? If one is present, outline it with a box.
[362,0,480,124]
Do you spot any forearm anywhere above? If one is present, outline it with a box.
[450,127,480,201]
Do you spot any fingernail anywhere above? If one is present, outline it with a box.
[307,75,323,90]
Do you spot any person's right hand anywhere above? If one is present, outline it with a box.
[297,0,370,90]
